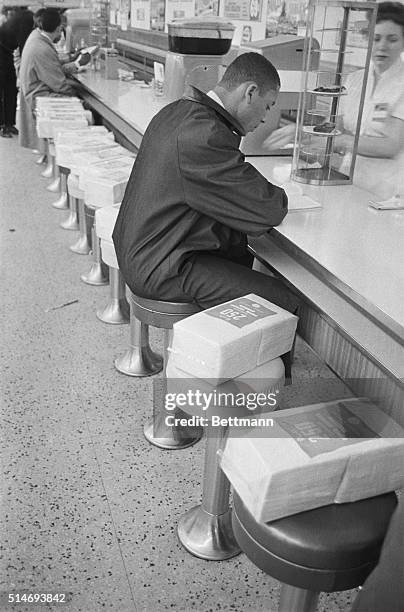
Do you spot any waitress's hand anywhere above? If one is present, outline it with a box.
[263,124,296,150]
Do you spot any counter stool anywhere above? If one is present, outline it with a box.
[116,294,203,449]
[232,490,398,612]
[52,165,69,211]
[69,177,90,255]
[80,202,108,286]
[98,240,129,324]
[40,139,53,179]
[46,140,61,193]
[169,358,285,561]
[96,205,129,325]
[35,138,47,165]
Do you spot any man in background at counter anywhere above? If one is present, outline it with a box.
[18,8,89,149]
[114,52,299,372]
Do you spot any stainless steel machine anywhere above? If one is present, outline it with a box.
[163,18,235,103]
[238,35,320,155]
[64,8,90,53]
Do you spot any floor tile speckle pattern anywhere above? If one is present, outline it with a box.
[1,136,358,611]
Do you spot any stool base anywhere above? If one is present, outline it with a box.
[35,153,46,165]
[279,585,319,612]
[41,160,53,179]
[51,193,69,210]
[80,262,109,286]
[143,413,203,450]
[114,346,163,376]
[60,210,79,231]
[70,235,90,255]
[96,298,130,325]
[47,176,61,193]
[177,506,241,560]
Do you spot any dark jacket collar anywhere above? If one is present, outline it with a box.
[182,85,246,137]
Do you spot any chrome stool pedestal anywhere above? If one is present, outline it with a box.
[47,160,61,193]
[126,295,203,449]
[177,423,240,559]
[70,199,90,255]
[41,139,53,178]
[173,357,285,559]
[114,302,162,374]
[35,138,47,165]
[81,206,108,286]
[51,166,69,210]
[97,267,129,325]
[60,194,79,231]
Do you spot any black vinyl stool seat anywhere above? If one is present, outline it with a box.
[232,491,397,611]
[118,293,203,449]
[131,294,201,327]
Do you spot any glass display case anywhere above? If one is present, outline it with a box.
[291,0,378,185]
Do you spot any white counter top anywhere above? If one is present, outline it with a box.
[76,70,167,138]
[249,157,404,342]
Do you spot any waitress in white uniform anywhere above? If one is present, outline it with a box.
[336,1,404,197]
[264,2,404,197]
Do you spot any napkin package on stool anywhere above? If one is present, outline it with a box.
[219,397,404,522]
[169,294,298,382]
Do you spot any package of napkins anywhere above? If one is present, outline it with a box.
[84,169,132,208]
[79,156,134,190]
[219,397,404,522]
[169,294,298,382]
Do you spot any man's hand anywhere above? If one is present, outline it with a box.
[263,124,296,150]
[76,52,91,67]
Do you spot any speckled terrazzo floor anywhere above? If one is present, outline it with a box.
[0,135,359,612]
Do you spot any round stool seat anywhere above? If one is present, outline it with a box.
[232,491,397,593]
[131,294,201,328]
[67,173,84,199]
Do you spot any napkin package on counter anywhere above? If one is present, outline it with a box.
[36,115,88,138]
[55,133,115,165]
[54,126,110,144]
[78,156,134,190]
[84,169,132,207]
[67,143,122,172]
[169,294,298,382]
[69,145,130,173]
[219,398,404,522]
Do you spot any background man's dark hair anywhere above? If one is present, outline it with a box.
[218,52,280,94]
[39,8,61,33]
[376,1,404,33]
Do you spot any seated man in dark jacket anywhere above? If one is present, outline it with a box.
[113,53,299,319]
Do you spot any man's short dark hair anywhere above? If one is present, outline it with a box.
[219,52,280,94]
[39,8,61,33]
[376,2,404,34]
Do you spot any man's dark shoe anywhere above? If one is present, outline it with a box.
[1,127,12,138]
[7,126,19,135]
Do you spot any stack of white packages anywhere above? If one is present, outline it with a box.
[78,155,134,191]
[169,294,298,383]
[54,127,114,166]
[84,168,133,208]
[35,97,90,138]
[70,145,134,176]
[55,134,117,168]
[63,140,123,173]
[220,397,404,522]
